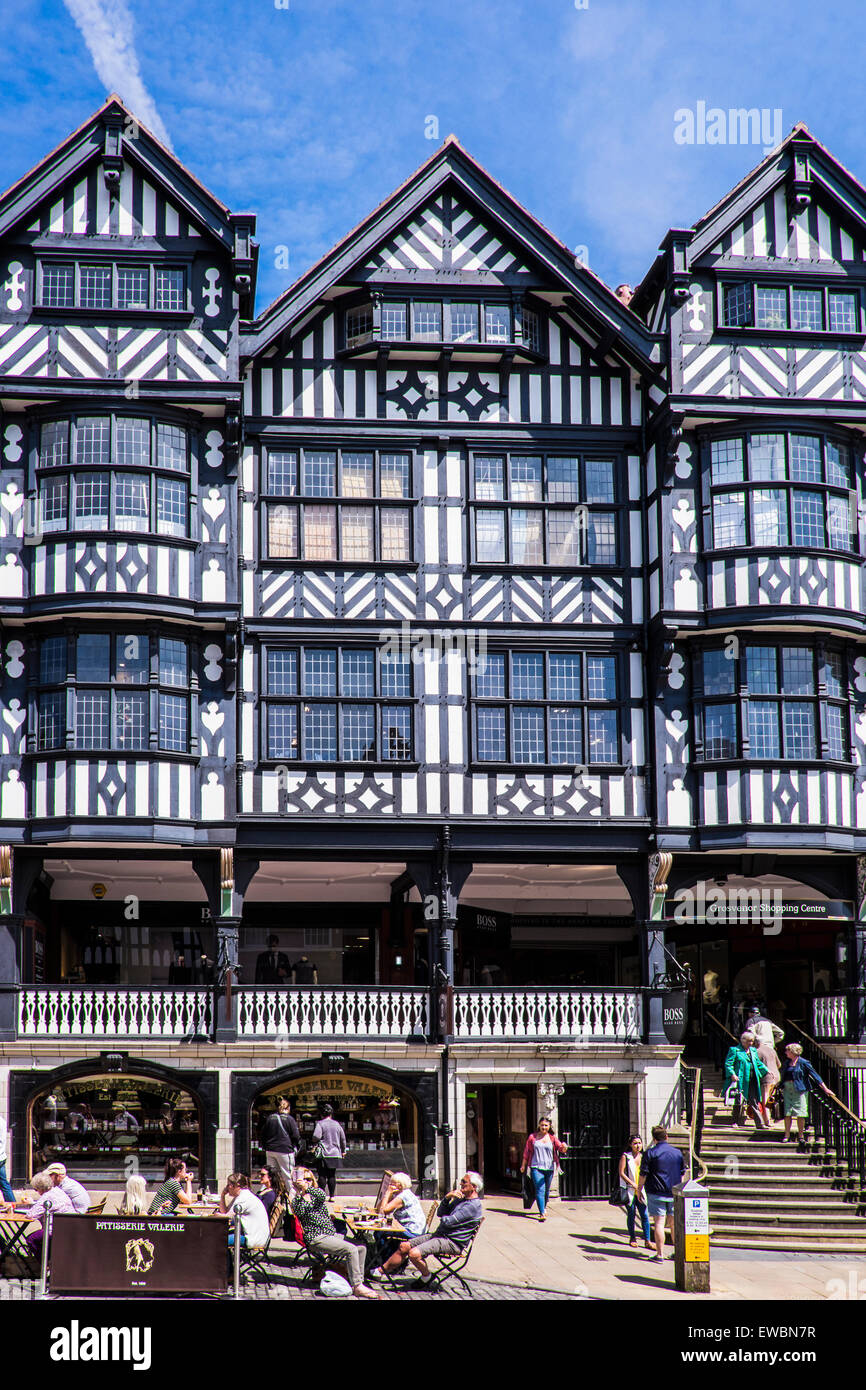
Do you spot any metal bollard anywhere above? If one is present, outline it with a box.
[673,1179,710,1294]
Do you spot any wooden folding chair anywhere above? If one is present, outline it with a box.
[239,1229,275,1288]
[423,1217,484,1295]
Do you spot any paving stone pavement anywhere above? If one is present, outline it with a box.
[4,1194,865,1301]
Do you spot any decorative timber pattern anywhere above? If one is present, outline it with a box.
[708,192,866,263]
[32,758,195,821]
[30,542,194,600]
[363,193,532,275]
[244,313,641,425]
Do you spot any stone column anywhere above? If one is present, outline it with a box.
[215,1063,234,1185]
[538,1079,565,1196]
[643,852,673,1044]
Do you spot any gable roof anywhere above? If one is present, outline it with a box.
[241,137,661,374]
[0,95,237,247]
[687,123,866,262]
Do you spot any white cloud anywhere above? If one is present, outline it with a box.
[63,0,171,148]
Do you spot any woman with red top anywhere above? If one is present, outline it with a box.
[520,1116,568,1221]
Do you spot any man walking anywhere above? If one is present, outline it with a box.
[636,1126,685,1264]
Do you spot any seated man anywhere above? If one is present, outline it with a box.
[22,1170,75,1258]
[374,1171,483,1286]
[220,1171,270,1276]
[45,1161,90,1213]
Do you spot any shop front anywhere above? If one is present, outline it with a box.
[233,1058,439,1197]
[456,907,640,987]
[8,1056,217,1185]
[668,886,852,1047]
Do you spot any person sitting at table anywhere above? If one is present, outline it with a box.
[45,1161,91,1213]
[257,1163,290,1237]
[371,1172,427,1270]
[220,1173,270,1260]
[256,1164,279,1219]
[290,1167,380,1300]
[118,1174,148,1216]
[22,1170,75,1258]
[373,1172,483,1286]
[148,1157,195,1215]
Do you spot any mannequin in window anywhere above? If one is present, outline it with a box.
[293,955,318,985]
[256,935,291,984]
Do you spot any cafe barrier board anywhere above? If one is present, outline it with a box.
[48,1214,229,1294]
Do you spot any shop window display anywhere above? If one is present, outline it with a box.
[252,1073,418,1187]
[29,1076,201,1183]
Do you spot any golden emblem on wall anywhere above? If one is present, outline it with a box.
[125,1238,155,1273]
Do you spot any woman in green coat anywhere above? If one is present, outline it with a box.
[724,1031,770,1129]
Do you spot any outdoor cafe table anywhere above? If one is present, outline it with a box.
[0,1211,36,1270]
[338,1209,406,1274]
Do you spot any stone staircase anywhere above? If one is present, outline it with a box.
[693,1061,866,1253]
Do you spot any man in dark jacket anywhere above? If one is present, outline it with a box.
[259,1098,300,1185]
[374,1172,483,1285]
[637,1126,686,1263]
[255,935,291,984]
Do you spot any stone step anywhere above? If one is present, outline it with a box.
[711,1197,861,1213]
[707,1180,847,1194]
[710,1234,866,1253]
[703,1157,827,1172]
[707,1210,866,1228]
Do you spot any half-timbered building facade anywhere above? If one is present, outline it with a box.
[0,103,863,1198]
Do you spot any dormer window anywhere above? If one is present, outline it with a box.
[412,301,442,340]
[343,297,543,351]
[37,260,188,313]
[346,304,373,347]
[721,280,861,334]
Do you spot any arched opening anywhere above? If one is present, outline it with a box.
[242,1061,432,1199]
[17,1061,210,1186]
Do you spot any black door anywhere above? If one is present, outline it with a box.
[558,1085,630,1199]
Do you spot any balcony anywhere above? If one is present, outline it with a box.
[452,987,643,1041]
[236,986,430,1040]
[18,986,212,1040]
[14,984,644,1043]
[810,991,866,1043]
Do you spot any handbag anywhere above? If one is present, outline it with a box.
[521,1171,535,1209]
[608,1178,627,1207]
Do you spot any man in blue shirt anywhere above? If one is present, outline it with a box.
[637,1126,685,1263]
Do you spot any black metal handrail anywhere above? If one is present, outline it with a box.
[808,1091,866,1210]
[784,1017,861,1120]
[678,1061,707,1181]
[705,1012,738,1071]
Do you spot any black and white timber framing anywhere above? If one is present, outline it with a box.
[1,99,866,1051]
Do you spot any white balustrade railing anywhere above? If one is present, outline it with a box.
[452,988,643,1041]
[18,987,213,1040]
[812,994,848,1040]
[237,987,430,1039]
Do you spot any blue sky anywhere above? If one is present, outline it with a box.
[2,0,864,313]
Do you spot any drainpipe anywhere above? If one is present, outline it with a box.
[440,1045,452,1194]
